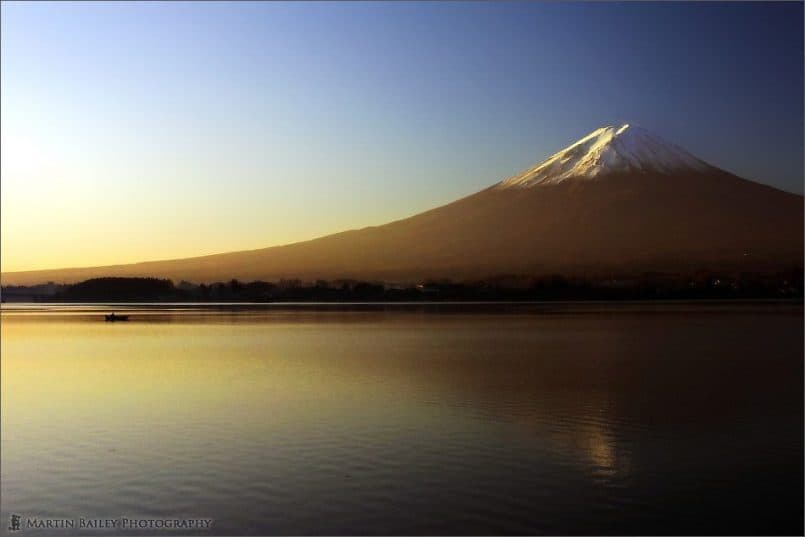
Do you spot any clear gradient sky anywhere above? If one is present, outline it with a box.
[2,1,802,272]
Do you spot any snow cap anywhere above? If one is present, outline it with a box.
[499,124,712,188]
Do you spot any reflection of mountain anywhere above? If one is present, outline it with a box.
[3,124,802,285]
[310,307,802,484]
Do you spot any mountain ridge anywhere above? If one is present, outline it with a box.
[3,125,802,286]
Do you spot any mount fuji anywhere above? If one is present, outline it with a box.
[3,124,802,285]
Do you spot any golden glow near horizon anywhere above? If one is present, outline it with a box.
[0,106,474,274]
[0,123,434,272]
[0,126,460,272]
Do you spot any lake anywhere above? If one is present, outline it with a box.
[1,302,802,535]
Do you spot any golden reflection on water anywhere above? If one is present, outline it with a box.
[2,305,802,535]
[2,313,629,479]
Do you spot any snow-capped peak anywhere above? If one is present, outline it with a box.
[498,124,713,188]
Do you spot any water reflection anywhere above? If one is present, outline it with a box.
[1,303,802,534]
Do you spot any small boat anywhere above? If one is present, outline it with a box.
[104,313,130,322]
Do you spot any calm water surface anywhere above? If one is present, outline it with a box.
[1,302,802,535]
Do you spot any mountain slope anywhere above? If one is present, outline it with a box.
[3,125,802,286]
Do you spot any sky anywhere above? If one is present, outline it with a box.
[1,1,803,273]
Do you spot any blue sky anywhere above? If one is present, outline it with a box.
[1,1,803,271]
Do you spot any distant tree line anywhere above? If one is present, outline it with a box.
[1,268,802,303]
